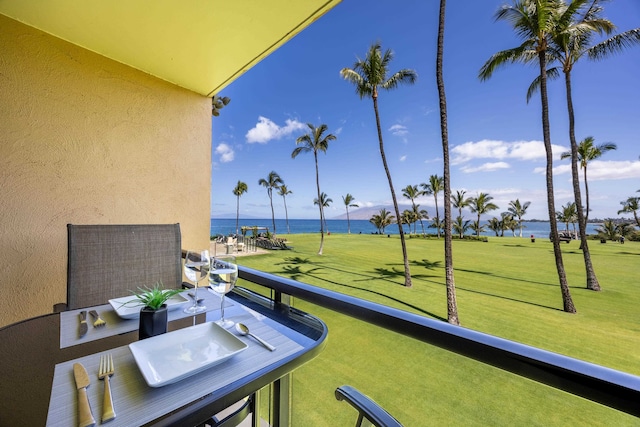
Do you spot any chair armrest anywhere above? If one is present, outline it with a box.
[53,302,68,313]
[335,385,403,427]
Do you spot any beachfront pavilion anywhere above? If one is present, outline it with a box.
[0,1,341,327]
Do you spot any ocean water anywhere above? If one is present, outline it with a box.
[211,218,601,239]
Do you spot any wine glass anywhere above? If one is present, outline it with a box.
[183,249,209,314]
[209,255,238,328]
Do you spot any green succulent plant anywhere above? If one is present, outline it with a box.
[129,282,184,310]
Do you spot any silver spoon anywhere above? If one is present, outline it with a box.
[235,323,276,351]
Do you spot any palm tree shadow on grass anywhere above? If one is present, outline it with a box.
[616,251,640,256]
[276,262,446,321]
[412,259,442,269]
[278,256,563,314]
[455,267,583,289]
[281,256,437,285]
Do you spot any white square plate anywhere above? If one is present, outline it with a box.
[129,322,248,387]
[109,291,190,319]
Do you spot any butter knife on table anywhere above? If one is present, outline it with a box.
[78,311,88,338]
[73,362,96,427]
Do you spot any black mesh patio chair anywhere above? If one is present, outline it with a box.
[59,223,185,311]
[336,385,403,427]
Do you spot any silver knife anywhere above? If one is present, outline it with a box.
[73,363,96,427]
[78,311,88,338]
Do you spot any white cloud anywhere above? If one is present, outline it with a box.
[452,139,568,165]
[400,155,407,162]
[215,143,234,163]
[245,116,306,144]
[461,162,511,173]
[389,124,409,136]
[554,160,640,181]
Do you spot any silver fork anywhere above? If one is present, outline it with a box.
[98,354,116,423]
[89,310,106,328]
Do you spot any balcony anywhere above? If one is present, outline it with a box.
[237,266,640,426]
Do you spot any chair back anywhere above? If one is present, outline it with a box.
[67,224,182,310]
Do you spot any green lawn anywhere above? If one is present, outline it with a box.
[236,233,640,426]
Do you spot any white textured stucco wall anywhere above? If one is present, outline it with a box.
[0,15,212,326]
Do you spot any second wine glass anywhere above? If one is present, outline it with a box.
[183,249,209,314]
[209,255,238,328]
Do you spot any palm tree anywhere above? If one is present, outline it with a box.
[469,220,485,237]
[277,184,292,234]
[413,206,429,235]
[370,208,395,234]
[436,0,459,324]
[616,222,636,240]
[451,190,471,238]
[342,194,359,234]
[402,185,426,235]
[452,216,471,238]
[480,0,576,313]
[487,217,502,237]
[618,196,640,227]
[258,171,283,235]
[560,136,616,221]
[341,43,416,288]
[232,180,248,236]
[469,193,499,238]
[292,123,337,255]
[501,212,517,237]
[429,217,444,236]
[313,192,333,233]
[507,199,531,237]
[401,209,417,234]
[596,219,618,241]
[540,0,638,291]
[421,175,444,239]
[505,213,519,237]
[557,202,577,235]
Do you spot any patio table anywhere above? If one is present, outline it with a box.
[0,287,327,426]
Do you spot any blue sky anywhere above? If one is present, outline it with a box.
[211,0,640,222]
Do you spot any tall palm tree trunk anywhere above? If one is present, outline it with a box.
[372,92,412,287]
[565,71,600,291]
[583,167,590,221]
[314,152,325,255]
[539,51,576,313]
[434,196,441,239]
[437,0,458,324]
[235,196,240,236]
[283,197,290,234]
[269,193,276,235]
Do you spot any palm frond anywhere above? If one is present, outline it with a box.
[587,28,640,60]
[340,67,371,99]
[526,66,560,103]
[479,44,534,81]
[382,69,417,91]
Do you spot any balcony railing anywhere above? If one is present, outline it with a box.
[239,265,640,422]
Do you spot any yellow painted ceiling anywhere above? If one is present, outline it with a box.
[0,0,341,97]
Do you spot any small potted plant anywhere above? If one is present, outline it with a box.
[130,283,183,339]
